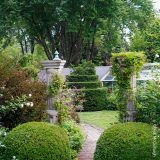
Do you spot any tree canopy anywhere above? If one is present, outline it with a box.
[0,0,154,66]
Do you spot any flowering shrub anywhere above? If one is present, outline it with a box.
[54,88,85,124]
[0,127,7,159]
[0,63,47,129]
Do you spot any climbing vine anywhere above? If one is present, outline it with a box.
[111,52,145,121]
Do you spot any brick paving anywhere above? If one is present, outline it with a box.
[78,124,103,160]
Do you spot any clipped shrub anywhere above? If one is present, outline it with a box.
[83,88,107,111]
[66,75,98,82]
[71,61,96,75]
[61,121,84,160]
[67,81,102,89]
[2,122,71,160]
[94,122,160,160]
[67,61,106,111]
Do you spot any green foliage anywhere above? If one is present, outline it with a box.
[105,89,118,110]
[130,29,146,52]
[0,44,20,67]
[71,61,96,75]
[83,88,107,111]
[0,127,7,158]
[0,0,154,65]
[54,88,85,123]
[111,52,145,121]
[1,122,71,160]
[68,61,106,111]
[61,121,84,160]
[144,19,160,62]
[67,81,102,89]
[0,95,27,119]
[48,73,65,96]
[94,122,160,160]
[0,61,47,129]
[136,81,160,126]
[112,52,145,89]
[18,47,47,78]
[66,75,98,82]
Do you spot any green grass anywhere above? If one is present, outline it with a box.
[79,111,119,129]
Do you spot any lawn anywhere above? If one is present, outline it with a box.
[79,110,119,129]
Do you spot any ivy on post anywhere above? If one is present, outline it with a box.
[111,52,145,122]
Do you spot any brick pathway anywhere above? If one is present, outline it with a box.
[78,124,103,160]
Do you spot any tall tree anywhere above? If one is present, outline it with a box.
[0,0,154,66]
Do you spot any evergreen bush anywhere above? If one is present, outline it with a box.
[2,122,71,160]
[66,75,98,82]
[67,61,106,111]
[83,88,106,111]
[94,122,160,160]
[67,81,102,89]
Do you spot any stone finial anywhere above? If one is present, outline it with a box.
[53,50,61,60]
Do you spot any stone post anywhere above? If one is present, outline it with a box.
[42,59,66,123]
[126,74,136,122]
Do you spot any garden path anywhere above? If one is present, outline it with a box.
[78,124,103,160]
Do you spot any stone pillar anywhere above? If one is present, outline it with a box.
[42,59,66,122]
[126,74,136,122]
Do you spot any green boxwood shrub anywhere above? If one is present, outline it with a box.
[2,122,71,160]
[61,121,84,160]
[66,75,98,82]
[67,81,102,89]
[67,61,107,111]
[71,61,96,75]
[83,88,107,111]
[94,122,160,160]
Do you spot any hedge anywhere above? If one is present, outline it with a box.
[82,88,107,111]
[94,122,160,160]
[66,75,98,82]
[2,122,71,160]
[67,81,102,89]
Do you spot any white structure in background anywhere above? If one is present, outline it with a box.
[101,63,160,89]
[39,63,160,91]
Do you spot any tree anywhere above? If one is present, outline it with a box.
[144,19,160,62]
[0,0,154,66]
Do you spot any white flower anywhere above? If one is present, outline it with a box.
[3,132,7,137]
[80,5,84,8]
[20,104,24,108]
[0,141,5,148]
[29,94,32,97]
[30,102,34,107]
[12,156,18,160]
[1,86,5,90]
[26,102,30,107]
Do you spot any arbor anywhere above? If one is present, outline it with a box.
[0,0,154,66]
[111,52,145,121]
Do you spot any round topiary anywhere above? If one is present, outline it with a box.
[2,122,71,160]
[94,122,160,160]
